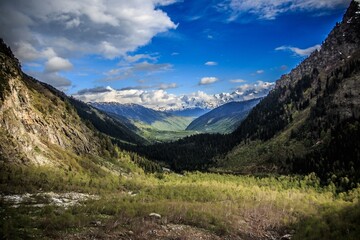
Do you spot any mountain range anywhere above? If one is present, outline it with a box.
[73,82,273,111]
[90,102,193,132]
[1,2,360,239]
[133,1,360,187]
[186,98,262,133]
[1,0,359,193]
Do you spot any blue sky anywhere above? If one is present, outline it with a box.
[0,0,352,109]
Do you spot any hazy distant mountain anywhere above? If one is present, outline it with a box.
[186,98,261,133]
[73,82,274,111]
[166,107,210,118]
[91,102,193,132]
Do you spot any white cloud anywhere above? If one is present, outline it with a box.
[99,41,121,59]
[30,71,72,91]
[14,42,40,61]
[102,61,172,81]
[205,61,218,66]
[275,44,321,56]
[0,0,177,88]
[124,54,158,63]
[256,70,264,74]
[230,79,246,83]
[45,56,73,72]
[232,81,275,100]
[73,81,274,110]
[219,0,350,20]
[0,0,177,60]
[199,77,219,85]
[132,62,172,72]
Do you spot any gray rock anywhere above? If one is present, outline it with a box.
[280,234,292,240]
[149,213,161,219]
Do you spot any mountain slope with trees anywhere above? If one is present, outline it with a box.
[222,0,360,186]
[135,1,360,188]
[186,98,261,133]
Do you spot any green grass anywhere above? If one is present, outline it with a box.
[150,116,193,131]
[1,166,359,239]
[217,107,312,173]
[133,120,198,142]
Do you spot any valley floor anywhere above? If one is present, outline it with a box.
[1,169,360,240]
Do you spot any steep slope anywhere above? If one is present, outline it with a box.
[221,0,360,183]
[69,99,147,145]
[91,102,193,131]
[186,98,261,133]
[0,39,143,167]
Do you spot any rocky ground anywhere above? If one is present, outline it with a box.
[1,192,293,240]
[1,192,100,208]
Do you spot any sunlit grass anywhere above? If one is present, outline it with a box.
[1,162,359,239]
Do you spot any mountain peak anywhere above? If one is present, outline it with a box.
[276,0,360,89]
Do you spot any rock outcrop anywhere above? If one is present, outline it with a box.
[0,39,104,165]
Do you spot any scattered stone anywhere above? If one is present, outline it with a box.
[91,220,102,227]
[149,213,161,219]
[128,230,134,235]
[127,191,137,197]
[280,234,292,240]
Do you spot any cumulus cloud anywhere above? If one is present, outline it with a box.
[235,81,274,93]
[102,62,173,82]
[205,61,218,66]
[256,70,264,74]
[73,81,274,110]
[199,77,219,85]
[275,44,321,56]
[0,0,177,89]
[219,0,350,20]
[45,56,73,72]
[30,71,72,91]
[0,0,177,59]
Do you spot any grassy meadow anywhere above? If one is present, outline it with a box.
[1,154,359,239]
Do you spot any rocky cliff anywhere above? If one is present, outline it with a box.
[0,39,108,165]
[276,0,360,89]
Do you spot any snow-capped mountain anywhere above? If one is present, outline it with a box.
[90,102,193,132]
[73,81,274,111]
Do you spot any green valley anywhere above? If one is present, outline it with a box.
[1,1,360,239]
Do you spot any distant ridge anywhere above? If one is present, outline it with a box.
[186,98,261,133]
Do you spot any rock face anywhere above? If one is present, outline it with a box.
[276,0,360,89]
[0,39,105,165]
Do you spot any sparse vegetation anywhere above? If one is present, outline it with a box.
[1,169,360,239]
